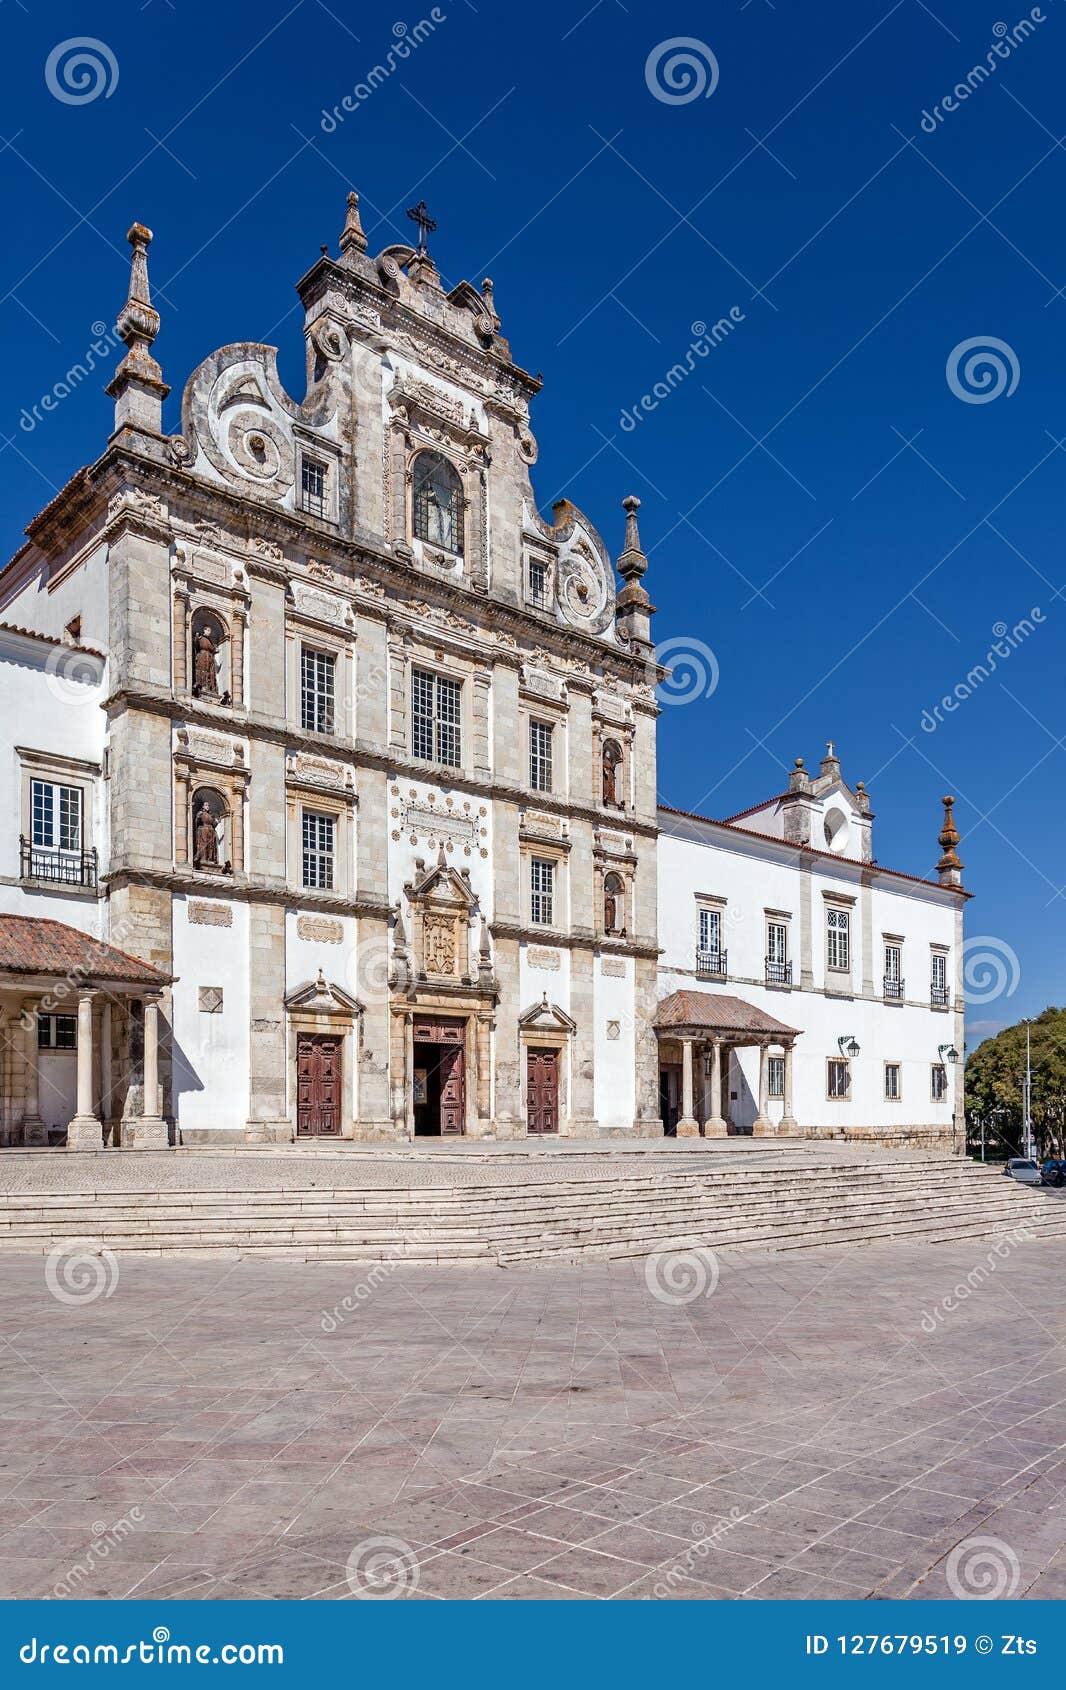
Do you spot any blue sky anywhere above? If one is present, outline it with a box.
[1,0,1064,1043]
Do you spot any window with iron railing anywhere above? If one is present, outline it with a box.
[931,952,949,1007]
[299,456,328,518]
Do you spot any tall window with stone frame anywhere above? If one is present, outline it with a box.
[885,1061,901,1100]
[412,451,464,553]
[300,456,328,518]
[931,1063,948,1102]
[530,857,555,927]
[300,646,335,735]
[301,811,335,891]
[826,906,850,972]
[884,942,903,999]
[528,556,549,609]
[768,1055,785,1099]
[931,950,949,1007]
[827,1057,851,1099]
[529,720,553,792]
[411,668,462,768]
[30,778,82,874]
[698,906,722,960]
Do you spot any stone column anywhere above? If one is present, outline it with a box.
[703,1038,728,1137]
[779,1043,798,1135]
[753,1043,773,1135]
[130,996,168,1148]
[67,990,103,1150]
[677,1036,699,1137]
[231,606,247,706]
[172,587,189,689]
[100,999,113,1141]
[20,1000,46,1146]
[475,1012,492,1133]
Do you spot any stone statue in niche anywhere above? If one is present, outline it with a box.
[193,628,219,695]
[602,740,622,806]
[604,872,624,935]
[193,802,220,868]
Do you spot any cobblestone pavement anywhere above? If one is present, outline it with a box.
[1,1240,1063,1601]
[0,1140,950,1193]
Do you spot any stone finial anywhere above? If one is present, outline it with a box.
[106,222,169,436]
[481,276,500,330]
[437,842,447,868]
[614,495,654,652]
[820,739,841,778]
[787,756,810,793]
[339,189,367,259]
[936,795,963,886]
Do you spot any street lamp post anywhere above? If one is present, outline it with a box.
[1023,1020,1034,1161]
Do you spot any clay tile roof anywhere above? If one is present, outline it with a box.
[0,621,107,662]
[0,915,171,986]
[655,989,800,1038]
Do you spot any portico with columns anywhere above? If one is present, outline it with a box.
[655,989,800,1138]
[0,916,172,1149]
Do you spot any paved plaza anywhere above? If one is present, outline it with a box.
[1,1238,1064,1601]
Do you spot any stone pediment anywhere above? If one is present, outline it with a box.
[519,995,577,1034]
[408,852,478,910]
[284,970,361,1018]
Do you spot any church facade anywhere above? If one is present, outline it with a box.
[0,199,661,1147]
[0,198,968,1151]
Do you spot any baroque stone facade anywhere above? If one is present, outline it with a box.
[0,199,662,1144]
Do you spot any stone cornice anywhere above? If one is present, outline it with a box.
[15,443,663,688]
[105,682,660,840]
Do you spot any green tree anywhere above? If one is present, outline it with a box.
[965,1006,1066,1160]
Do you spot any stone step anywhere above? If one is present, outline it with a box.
[0,1190,1054,1255]
[0,1163,1001,1216]
[0,1177,1041,1235]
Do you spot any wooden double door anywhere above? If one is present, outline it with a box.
[526,1048,560,1135]
[413,1016,466,1136]
[296,1034,342,1137]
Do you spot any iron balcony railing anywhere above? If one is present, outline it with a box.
[931,984,950,1008]
[765,957,792,986]
[20,837,97,890]
[883,975,905,1001]
[695,947,727,979]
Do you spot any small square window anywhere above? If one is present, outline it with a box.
[38,1014,76,1050]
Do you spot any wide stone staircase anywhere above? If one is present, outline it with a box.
[1,1150,1064,1263]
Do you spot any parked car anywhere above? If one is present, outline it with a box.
[1041,1158,1066,1189]
[1003,1158,1043,1185]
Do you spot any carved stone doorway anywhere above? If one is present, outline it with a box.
[412,1015,466,1136]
